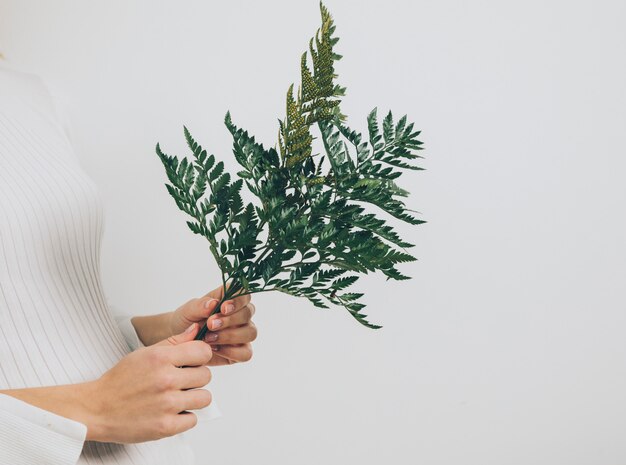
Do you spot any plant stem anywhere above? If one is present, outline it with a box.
[194,279,242,341]
[195,299,224,341]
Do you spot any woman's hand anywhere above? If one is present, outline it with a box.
[4,324,215,444]
[169,284,257,366]
[90,323,213,443]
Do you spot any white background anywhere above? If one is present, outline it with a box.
[2,1,626,464]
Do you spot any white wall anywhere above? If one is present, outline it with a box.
[2,0,626,463]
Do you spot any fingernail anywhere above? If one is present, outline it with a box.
[225,304,235,314]
[205,333,218,342]
[204,299,217,309]
[210,344,220,351]
[185,323,196,334]
[211,319,223,330]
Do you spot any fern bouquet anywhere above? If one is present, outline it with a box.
[155,2,425,340]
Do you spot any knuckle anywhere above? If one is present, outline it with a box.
[148,347,168,365]
[241,345,253,362]
[157,371,176,391]
[243,305,253,321]
[195,297,208,310]
[156,417,176,437]
[162,392,180,412]
[191,341,213,364]
[249,324,258,342]
[202,344,213,363]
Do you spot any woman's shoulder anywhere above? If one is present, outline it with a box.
[0,60,73,142]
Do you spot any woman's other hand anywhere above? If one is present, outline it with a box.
[169,284,257,366]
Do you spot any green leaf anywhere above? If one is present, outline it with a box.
[331,275,358,291]
[210,161,225,182]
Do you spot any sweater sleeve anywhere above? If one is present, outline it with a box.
[113,312,145,352]
[0,393,86,465]
[107,302,145,352]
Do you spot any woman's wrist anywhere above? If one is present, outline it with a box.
[76,380,111,441]
[130,312,174,346]
[0,380,106,442]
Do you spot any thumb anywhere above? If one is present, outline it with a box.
[156,322,199,347]
[180,297,219,322]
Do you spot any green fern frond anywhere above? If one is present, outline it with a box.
[154,2,426,332]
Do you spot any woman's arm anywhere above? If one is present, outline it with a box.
[0,381,100,438]
[130,311,173,347]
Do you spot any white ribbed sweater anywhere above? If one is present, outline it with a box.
[0,62,203,465]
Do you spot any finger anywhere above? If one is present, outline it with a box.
[176,366,212,390]
[178,388,212,412]
[219,293,252,316]
[202,280,234,301]
[208,343,253,364]
[156,323,200,347]
[202,322,257,345]
[207,303,255,331]
[168,340,213,367]
[207,353,238,366]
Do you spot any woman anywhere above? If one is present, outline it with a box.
[0,56,258,464]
